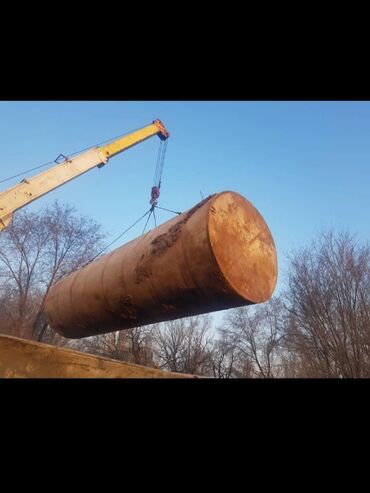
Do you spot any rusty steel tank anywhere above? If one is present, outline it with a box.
[44,191,278,338]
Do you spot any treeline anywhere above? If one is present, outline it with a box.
[1,202,370,378]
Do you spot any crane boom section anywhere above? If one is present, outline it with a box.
[0,120,169,231]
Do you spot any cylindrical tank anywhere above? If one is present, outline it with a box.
[44,191,278,338]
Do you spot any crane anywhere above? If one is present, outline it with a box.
[0,119,170,231]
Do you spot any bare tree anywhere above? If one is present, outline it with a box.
[0,201,106,341]
[75,317,213,375]
[79,325,157,367]
[127,326,156,367]
[283,231,370,378]
[208,329,245,378]
[224,298,285,378]
[153,319,187,373]
[153,315,213,375]
[79,331,131,361]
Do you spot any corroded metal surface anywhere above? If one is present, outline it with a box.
[0,335,196,378]
[44,191,277,339]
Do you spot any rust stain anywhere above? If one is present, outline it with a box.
[135,259,151,284]
[150,194,215,257]
[150,224,180,257]
[118,295,137,320]
[136,195,216,284]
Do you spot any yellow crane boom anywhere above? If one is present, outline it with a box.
[0,119,169,231]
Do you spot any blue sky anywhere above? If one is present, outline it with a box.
[0,101,369,302]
